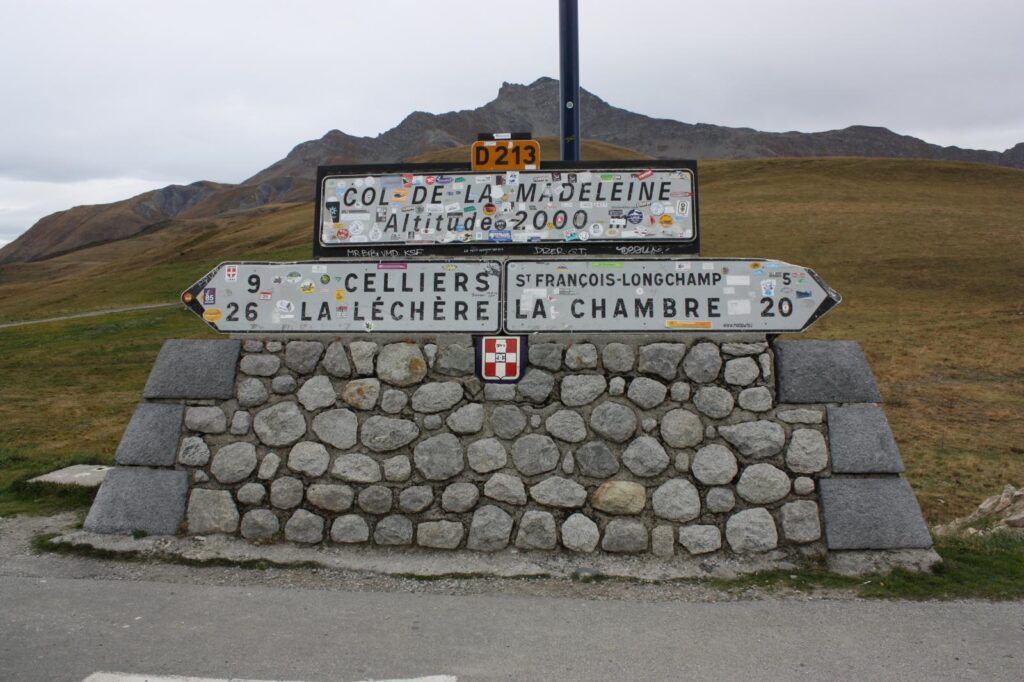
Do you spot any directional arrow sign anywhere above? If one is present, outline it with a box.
[504,258,840,333]
[181,261,502,334]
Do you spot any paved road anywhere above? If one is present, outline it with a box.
[0,302,176,329]
[2,572,1022,682]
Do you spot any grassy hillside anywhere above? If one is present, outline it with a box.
[0,156,1022,521]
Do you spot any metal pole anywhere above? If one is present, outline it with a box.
[559,0,580,161]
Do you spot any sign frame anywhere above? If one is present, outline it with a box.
[312,160,700,260]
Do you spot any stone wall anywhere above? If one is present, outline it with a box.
[164,336,836,559]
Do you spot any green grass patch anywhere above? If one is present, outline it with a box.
[0,450,101,517]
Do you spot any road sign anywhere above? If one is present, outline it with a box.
[181,261,502,334]
[471,139,541,171]
[312,161,699,259]
[504,259,840,333]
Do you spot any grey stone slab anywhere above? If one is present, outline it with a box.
[774,340,882,404]
[84,467,188,535]
[28,464,111,488]
[819,477,931,550]
[114,403,184,467]
[828,404,905,474]
[143,339,241,400]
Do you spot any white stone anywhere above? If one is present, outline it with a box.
[690,444,738,485]
[652,478,701,522]
[785,429,829,474]
[678,525,722,554]
[726,508,778,553]
[736,463,791,504]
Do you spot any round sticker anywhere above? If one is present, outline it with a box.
[650,202,665,216]
[627,209,643,224]
[483,203,497,216]
[349,221,364,235]
[659,214,674,227]
[202,309,222,322]
[276,300,294,313]
[369,227,382,241]
[579,231,590,241]
[425,176,435,186]
[589,223,603,236]
[299,281,316,294]
[335,228,350,240]
[554,212,567,228]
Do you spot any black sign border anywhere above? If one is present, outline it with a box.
[313,160,700,260]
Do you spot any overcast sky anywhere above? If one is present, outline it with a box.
[1,0,1022,247]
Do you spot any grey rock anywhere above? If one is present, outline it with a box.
[545,410,587,443]
[591,481,646,515]
[115,403,184,467]
[287,441,330,477]
[590,402,637,443]
[516,369,555,403]
[693,386,735,419]
[528,415,541,430]
[382,455,412,482]
[724,357,760,386]
[777,408,824,424]
[669,382,691,402]
[626,377,667,410]
[530,476,587,508]
[622,436,670,477]
[782,500,822,543]
[775,340,882,404]
[284,341,324,374]
[423,343,438,368]
[705,425,717,439]
[638,343,687,380]
[466,438,508,473]
[561,513,600,552]
[435,344,475,376]
[84,468,188,535]
[736,463,791,504]
[601,519,648,553]
[285,509,324,544]
[271,375,297,394]
[738,387,773,412]
[270,476,304,509]
[682,342,722,383]
[144,339,240,400]
[265,341,283,353]
[561,374,607,407]
[380,389,408,414]
[577,438,614,475]
[722,342,768,356]
[358,485,393,514]
[652,478,701,522]
[417,521,464,549]
[818,478,932,549]
[490,404,527,439]
[297,375,337,411]
[187,489,239,534]
[564,343,598,370]
[660,408,703,448]
[330,453,381,483]
[726,508,779,553]
[177,436,210,467]
[447,403,485,434]
[399,485,434,513]
[793,476,816,495]
[306,483,354,512]
[601,343,636,372]
[442,482,480,512]
[827,548,943,578]
[185,406,227,434]
[678,525,722,554]
[674,451,690,473]
[374,515,413,545]
[718,420,785,458]
[311,409,359,450]
[342,378,380,410]
[253,401,307,447]
[512,434,560,476]
[377,343,428,386]
[331,515,369,543]
[349,341,379,376]
[642,418,658,432]
[608,377,625,396]
[484,473,527,505]
[210,442,257,484]
[242,340,264,353]
[706,487,736,513]
[322,342,352,378]
[257,452,280,480]
[413,433,464,480]
[360,415,419,452]
[529,343,564,371]
[561,452,575,474]
[786,429,829,474]
[467,505,514,551]
[192,470,209,484]
[423,414,443,430]
[240,509,279,541]
[411,381,464,413]
[515,510,558,549]
[651,525,676,557]
[827,404,905,473]
[235,483,265,506]
[484,383,516,401]
[691,444,738,485]
[230,410,251,436]
[237,377,269,407]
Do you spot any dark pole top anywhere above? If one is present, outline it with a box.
[559,0,580,162]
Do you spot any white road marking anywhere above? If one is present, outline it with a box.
[83,674,457,682]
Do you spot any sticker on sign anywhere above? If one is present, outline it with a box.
[504,259,840,333]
